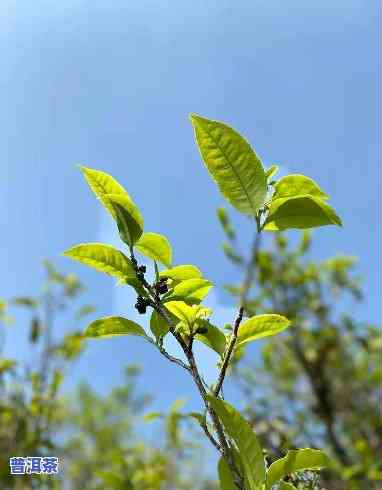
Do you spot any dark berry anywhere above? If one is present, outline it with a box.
[138,265,146,273]
[135,303,147,314]
[157,282,168,295]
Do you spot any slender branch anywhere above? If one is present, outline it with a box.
[213,306,244,397]
[130,252,244,488]
[200,420,221,451]
[153,339,190,371]
[213,229,262,398]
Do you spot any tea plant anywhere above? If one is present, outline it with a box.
[64,114,342,489]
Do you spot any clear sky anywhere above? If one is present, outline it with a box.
[1,1,381,421]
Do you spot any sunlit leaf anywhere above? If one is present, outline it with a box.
[266,448,329,489]
[105,193,143,246]
[136,232,172,267]
[207,396,265,489]
[194,320,226,357]
[159,264,203,282]
[263,195,342,231]
[63,243,135,280]
[165,278,213,304]
[218,457,237,490]
[273,174,329,201]
[236,314,291,347]
[165,301,196,327]
[279,482,297,490]
[190,114,267,215]
[150,310,169,340]
[85,316,148,339]
[265,164,279,180]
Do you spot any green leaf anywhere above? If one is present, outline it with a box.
[266,449,329,489]
[165,301,196,327]
[143,411,163,422]
[165,301,212,329]
[63,243,135,280]
[265,164,279,180]
[207,396,265,489]
[279,482,297,490]
[75,305,96,320]
[150,310,169,340]
[84,316,147,339]
[263,195,342,231]
[79,166,136,219]
[12,297,38,308]
[135,232,172,267]
[188,411,206,426]
[160,264,202,282]
[218,457,237,490]
[166,278,213,304]
[237,314,291,347]
[194,320,226,357]
[273,174,329,201]
[190,114,267,215]
[217,207,235,240]
[0,359,17,373]
[105,193,143,246]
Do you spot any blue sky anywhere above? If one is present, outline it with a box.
[1,0,381,426]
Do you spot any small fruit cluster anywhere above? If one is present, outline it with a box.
[155,277,168,295]
[135,295,151,314]
[136,265,146,281]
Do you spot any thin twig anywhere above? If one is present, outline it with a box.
[213,229,262,398]
[213,306,244,397]
[200,420,221,451]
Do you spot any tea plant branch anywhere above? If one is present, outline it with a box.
[130,251,244,488]
[66,118,341,489]
[214,227,262,398]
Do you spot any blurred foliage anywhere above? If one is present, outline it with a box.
[0,262,217,490]
[218,209,382,489]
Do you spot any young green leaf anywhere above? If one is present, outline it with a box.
[218,457,237,490]
[166,278,213,304]
[272,174,329,201]
[236,314,291,347]
[206,396,265,489]
[84,316,147,339]
[105,193,143,246]
[165,301,196,327]
[79,166,137,219]
[190,114,267,215]
[159,264,203,282]
[63,243,136,280]
[188,411,206,426]
[265,164,279,180]
[135,232,172,267]
[165,301,212,330]
[217,207,235,240]
[266,449,329,489]
[150,310,170,340]
[263,195,342,231]
[279,482,297,490]
[194,320,226,357]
